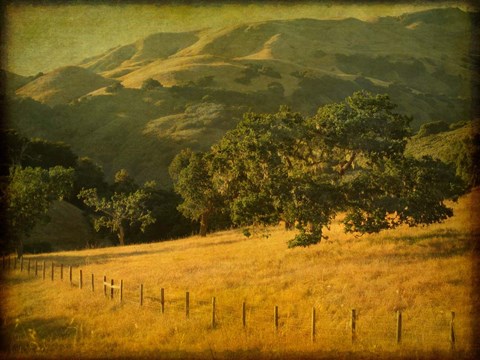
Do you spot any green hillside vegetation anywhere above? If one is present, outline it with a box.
[5,8,476,187]
[4,95,476,254]
[1,130,200,254]
[406,121,480,186]
[8,82,285,186]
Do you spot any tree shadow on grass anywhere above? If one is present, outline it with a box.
[20,238,244,268]
[21,248,177,268]
[369,227,478,261]
[0,315,79,354]
[380,228,472,245]
[0,271,39,286]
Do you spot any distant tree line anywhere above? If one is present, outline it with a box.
[1,130,197,257]
[170,91,467,247]
[1,90,472,255]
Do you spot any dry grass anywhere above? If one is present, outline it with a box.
[1,189,479,359]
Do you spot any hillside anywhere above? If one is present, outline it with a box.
[6,7,476,185]
[405,121,479,185]
[24,200,102,253]
[406,122,477,160]
[0,70,33,95]
[15,66,116,106]
[1,188,478,359]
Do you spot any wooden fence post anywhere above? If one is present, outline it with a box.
[140,284,144,306]
[103,276,107,296]
[211,297,216,328]
[450,311,456,351]
[110,279,114,299]
[42,261,46,280]
[35,261,38,277]
[69,266,72,285]
[79,269,83,289]
[242,301,246,328]
[27,259,31,275]
[51,262,54,281]
[274,305,279,332]
[351,309,356,344]
[120,280,123,303]
[160,288,165,314]
[60,264,63,281]
[311,307,316,343]
[91,274,95,292]
[14,257,17,270]
[185,291,190,318]
[20,257,24,272]
[396,310,402,344]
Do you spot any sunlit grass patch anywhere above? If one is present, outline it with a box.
[1,189,478,359]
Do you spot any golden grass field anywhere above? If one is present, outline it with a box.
[1,188,479,359]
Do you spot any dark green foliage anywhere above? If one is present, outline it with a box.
[449,120,469,130]
[343,156,465,234]
[4,129,77,169]
[23,138,77,169]
[258,65,281,79]
[335,54,427,84]
[417,120,450,137]
[195,75,215,87]
[169,150,222,237]
[23,241,53,254]
[138,189,198,242]
[175,91,466,247]
[105,82,124,93]
[235,64,281,85]
[3,166,75,256]
[78,181,156,246]
[141,78,163,91]
[5,96,58,139]
[447,133,480,187]
[72,157,109,205]
[113,168,138,194]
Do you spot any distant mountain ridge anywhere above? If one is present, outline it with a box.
[6,7,477,187]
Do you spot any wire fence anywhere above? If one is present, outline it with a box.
[2,255,474,352]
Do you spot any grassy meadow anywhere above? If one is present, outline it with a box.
[1,188,479,359]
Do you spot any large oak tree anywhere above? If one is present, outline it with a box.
[181,91,465,247]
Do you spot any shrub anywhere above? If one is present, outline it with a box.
[141,78,163,91]
[417,120,450,137]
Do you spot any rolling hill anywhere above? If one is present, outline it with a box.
[5,7,477,186]
[1,188,478,358]
[15,66,116,106]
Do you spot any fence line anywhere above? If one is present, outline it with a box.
[1,257,462,350]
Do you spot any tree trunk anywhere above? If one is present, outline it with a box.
[339,152,357,176]
[284,221,294,230]
[118,224,125,246]
[16,236,24,259]
[307,222,314,233]
[199,212,208,237]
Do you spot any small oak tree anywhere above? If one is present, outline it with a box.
[3,166,74,257]
[169,149,220,237]
[78,179,156,246]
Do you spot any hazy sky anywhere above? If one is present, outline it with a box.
[2,2,470,76]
